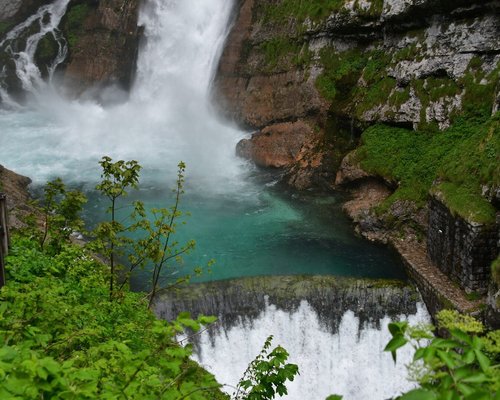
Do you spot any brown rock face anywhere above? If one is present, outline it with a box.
[213,0,326,129]
[236,121,314,168]
[0,165,34,229]
[62,0,142,95]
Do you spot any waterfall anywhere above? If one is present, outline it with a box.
[192,301,430,400]
[0,0,246,190]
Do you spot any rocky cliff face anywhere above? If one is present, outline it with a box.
[153,275,420,333]
[215,0,500,189]
[0,165,35,229]
[0,0,142,100]
[61,0,142,96]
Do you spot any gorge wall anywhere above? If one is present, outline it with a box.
[215,0,499,187]
[214,0,500,324]
[0,0,498,324]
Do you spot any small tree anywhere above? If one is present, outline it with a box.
[38,178,87,253]
[232,336,299,400]
[93,156,141,300]
[93,157,207,304]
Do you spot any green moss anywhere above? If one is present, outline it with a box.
[257,37,312,73]
[63,3,92,48]
[355,77,397,116]
[492,257,500,287]
[256,0,346,24]
[436,182,497,224]
[459,65,499,120]
[316,48,368,106]
[356,114,500,223]
[0,21,13,36]
[34,33,59,67]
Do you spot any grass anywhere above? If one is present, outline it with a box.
[356,113,499,223]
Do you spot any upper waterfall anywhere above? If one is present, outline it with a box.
[0,0,246,191]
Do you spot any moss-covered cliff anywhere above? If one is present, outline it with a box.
[216,0,499,180]
[215,0,499,324]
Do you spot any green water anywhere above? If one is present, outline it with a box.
[83,170,407,291]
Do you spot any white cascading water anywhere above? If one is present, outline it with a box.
[0,0,247,191]
[193,301,430,400]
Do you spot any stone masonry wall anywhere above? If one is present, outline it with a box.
[428,194,499,294]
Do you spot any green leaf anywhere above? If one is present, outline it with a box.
[473,350,490,372]
[384,335,408,362]
[437,350,457,369]
[399,388,438,400]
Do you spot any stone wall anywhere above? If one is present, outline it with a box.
[154,275,420,333]
[427,193,499,294]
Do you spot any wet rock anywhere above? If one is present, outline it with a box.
[153,275,420,334]
[236,121,314,168]
[62,0,142,96]
[0,165,35,229]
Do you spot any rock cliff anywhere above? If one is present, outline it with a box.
[0,0,142,99]
[215,0,500,189]
[61,0,142,96]
[0,165,35,229]
[215,0,499,323]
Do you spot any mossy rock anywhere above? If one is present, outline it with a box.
[34,33,59,77]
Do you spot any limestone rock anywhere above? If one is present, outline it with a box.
[236,121,313,168]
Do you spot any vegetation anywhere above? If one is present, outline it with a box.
[257,37,312,73]
[0,233,225,399]
[232,336,298,399]
[0,21,13,36]
[384,310,499,400]
[255,0,383,24]
[355,113,499,223]
[0,160,300,399]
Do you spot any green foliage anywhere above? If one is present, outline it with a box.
[384,310,500,400]
[0,235,225,399]
[356,113,499,222]
[34,178,87,254]
[316,48,368,104]
[233,336,299,400]
[91,157,206,305]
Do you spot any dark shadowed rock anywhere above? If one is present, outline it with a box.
[153,275,420,334]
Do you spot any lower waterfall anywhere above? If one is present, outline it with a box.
[192,301,429,400]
